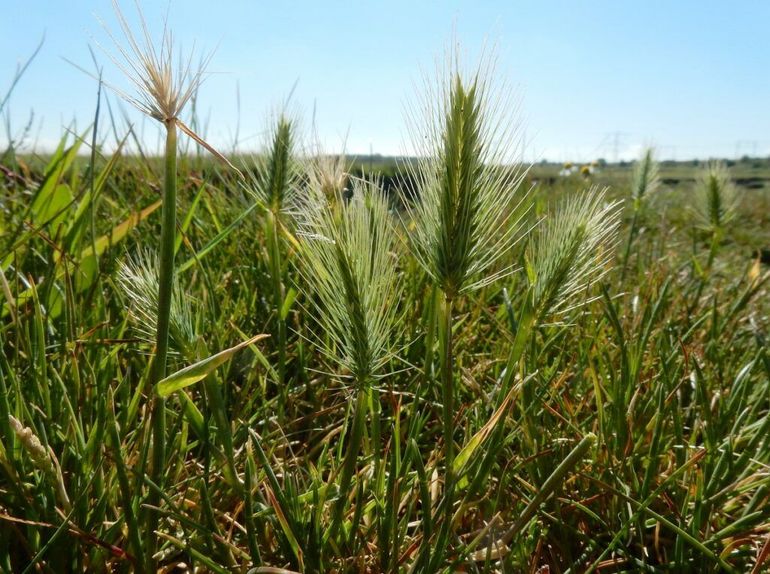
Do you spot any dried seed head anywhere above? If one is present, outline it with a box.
[97,1,242,174]
[100,0,209,123]
[306,151,350,208]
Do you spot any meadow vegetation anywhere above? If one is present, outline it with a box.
[1,10,770,574]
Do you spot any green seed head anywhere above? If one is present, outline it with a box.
[694,161,738,231]
[529,186,621,320]
[244,113,300,215]
[296,177,402,385]
[403,50,530,297]
[631,147,660,207]
[116,249,195,356]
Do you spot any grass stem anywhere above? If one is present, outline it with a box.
[428,294,455,568]
[145,118,178,567]
[329,387,368,542]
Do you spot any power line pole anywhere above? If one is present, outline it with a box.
[605,131,629,163]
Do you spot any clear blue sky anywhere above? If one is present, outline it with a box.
[2,1,769,161]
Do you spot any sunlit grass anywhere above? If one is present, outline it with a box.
[0,13,769,574]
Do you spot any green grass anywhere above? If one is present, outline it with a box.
[3,128,770,572]
[3,32,770,574]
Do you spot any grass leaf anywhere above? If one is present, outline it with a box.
[155,334,268,397]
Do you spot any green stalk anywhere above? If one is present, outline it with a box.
[108,394,145,571]
[620,210,639,281]
[145,119,177,567]
[496,433,595,547]
[464,293,535,506]
[428,294,455,569]
[243,439,262,565]
[439,295,455,486]
[690,227,721,314]
[266,209,287,406]
[706,227,720,269]
[369,384,383,497]
[328,387,368,542]
[202,376,238,487]
[423,286,440,384]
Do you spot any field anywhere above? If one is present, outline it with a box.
[3,26,770,574]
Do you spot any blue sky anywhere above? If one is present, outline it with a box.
[2,1,769,161]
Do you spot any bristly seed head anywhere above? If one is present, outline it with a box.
[631,147,660,208]
[243,112,301,215]
[694,161,738,231]
[295,177,402,385]
[529,186,621,320]
[116,249,195,355]
[98,1,242,174]
[402,48,531,297]
[306,150,350,208]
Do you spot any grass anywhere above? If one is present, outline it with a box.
[2,14,770,574]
